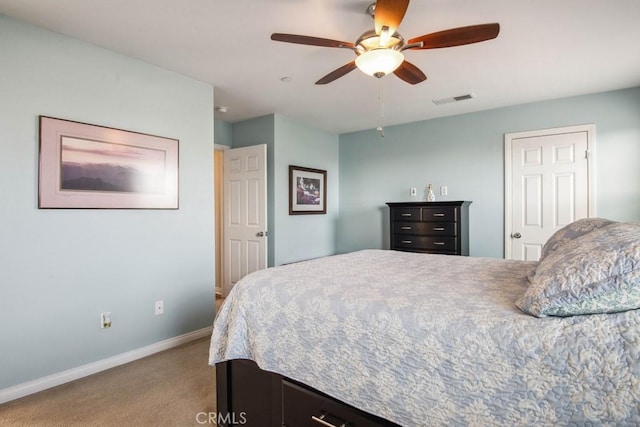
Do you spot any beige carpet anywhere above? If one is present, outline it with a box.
[0,337,217,426]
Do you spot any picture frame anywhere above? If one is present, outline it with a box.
[38,116,179,209]
[289,165,327,215]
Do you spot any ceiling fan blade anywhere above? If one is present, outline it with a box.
[315,61,357,85]
[393,60,427,85]
[374,0,410,35]
[271,33,355,49]
[407,23,500,49]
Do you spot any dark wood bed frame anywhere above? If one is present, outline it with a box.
[216,359,400,427]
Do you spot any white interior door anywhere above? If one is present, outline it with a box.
[505,125,596,260]
[223,144,267,296]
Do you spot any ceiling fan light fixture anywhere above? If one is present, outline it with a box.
[355,48,404,78]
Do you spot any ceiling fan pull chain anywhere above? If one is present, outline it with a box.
[376,78,385,139]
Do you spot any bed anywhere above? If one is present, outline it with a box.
[209,219,640,426]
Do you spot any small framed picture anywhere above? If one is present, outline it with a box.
[289,165,326,215]
[38,116,179,209]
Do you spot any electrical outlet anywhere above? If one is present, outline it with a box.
[101,312,112,329]
[155,300,164,315]
[410,187,417,197]
[440,186,448,196]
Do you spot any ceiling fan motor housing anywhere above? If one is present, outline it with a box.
[355,29,405,54]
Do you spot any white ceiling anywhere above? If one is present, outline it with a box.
[1,0,639,134]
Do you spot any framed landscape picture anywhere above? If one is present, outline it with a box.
[289,165,326,215]
[38,116,179,209]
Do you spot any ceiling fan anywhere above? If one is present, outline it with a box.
[271,0,499,85]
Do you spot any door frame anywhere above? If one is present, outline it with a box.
[503,124,597,259]
[214,144,229,297]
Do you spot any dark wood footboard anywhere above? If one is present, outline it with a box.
[215,359,281,426]
[216,360,400,427]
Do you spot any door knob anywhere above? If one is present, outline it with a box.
[511,232,522,238]
[256,231,268,237]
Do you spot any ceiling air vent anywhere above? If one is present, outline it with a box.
[433,93,475,106]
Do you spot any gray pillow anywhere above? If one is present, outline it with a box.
[517,221,640,317]
[526,218,616,283]
[539,217,616,262]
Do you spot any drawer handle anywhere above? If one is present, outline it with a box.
[401,240,413,244]
[401,213,413,217]
[433,227,445,231]
[401,226,412,230]
[312,414,348,427]
[433,242,446,245]
[432,213,446,217]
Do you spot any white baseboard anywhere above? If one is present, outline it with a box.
[0,326,213,404]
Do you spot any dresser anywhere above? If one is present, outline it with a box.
[386,201,471,255]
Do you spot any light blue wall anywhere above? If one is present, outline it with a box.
[231,114,339,266]
[273,114,339,265]
[0,17,215,389]
[337,87,640,258]
[214,118,232,147]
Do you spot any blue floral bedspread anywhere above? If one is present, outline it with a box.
[208,250,640,426]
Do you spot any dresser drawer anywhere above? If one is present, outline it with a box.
[393,235,457,252]
[282,380,391,427]
[391,207,421,221]
[393,222,456,236]
[421,207,457,222]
